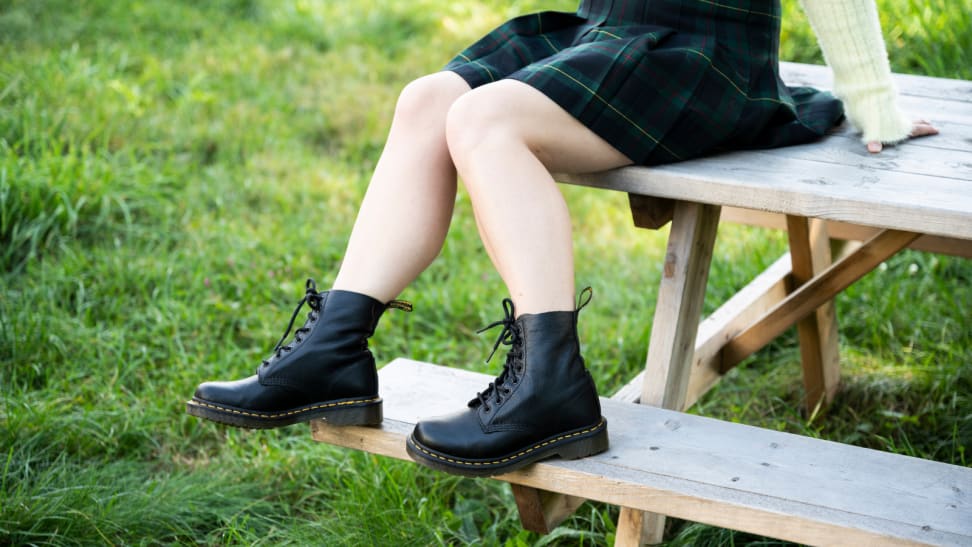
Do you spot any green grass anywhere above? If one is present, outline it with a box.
[1,0,970,545]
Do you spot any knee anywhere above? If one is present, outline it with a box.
[393,73,469,126]
[445,83,528,169]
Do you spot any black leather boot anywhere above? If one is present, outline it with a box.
[406,291,608,476]
[186,279,410,429]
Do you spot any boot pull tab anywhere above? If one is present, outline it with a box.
[386,300,413,312]
[576,286,593,312]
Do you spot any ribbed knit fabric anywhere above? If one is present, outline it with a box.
[801,0,912,144]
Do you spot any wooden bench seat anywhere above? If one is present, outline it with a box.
[313,359,972,546]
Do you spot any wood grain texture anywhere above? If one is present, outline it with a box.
[558,157,972,240]
[617,201,721,545]
[511,485,553,534]
[311,359,972,547]
[777,61,972,102]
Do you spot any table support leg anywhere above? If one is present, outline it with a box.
[510,196,700,538]
[616,201,721,546]
[786,216,841,414]
[510,484,586,534]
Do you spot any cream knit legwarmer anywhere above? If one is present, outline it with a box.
[800,0,912,144]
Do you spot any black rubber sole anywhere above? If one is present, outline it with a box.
[185,396,382,429]
[405,418,609,477]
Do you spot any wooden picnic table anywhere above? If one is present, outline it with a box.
[313,62,972,546]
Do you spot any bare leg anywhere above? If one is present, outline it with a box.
[189,73,477,430]
[332,72,471,302]
[446,80,633,315]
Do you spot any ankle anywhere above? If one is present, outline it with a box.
[510,299,575,318]
[328,283,393,305]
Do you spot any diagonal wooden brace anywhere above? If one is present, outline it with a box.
[721,229,920,372]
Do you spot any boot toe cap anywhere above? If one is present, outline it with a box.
[413,410,479,454]
[413,409,529,460]
[194,377,251,403]
[192,375,295,411]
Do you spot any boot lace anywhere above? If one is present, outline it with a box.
[261,278,325,367]
[472,298,524,412]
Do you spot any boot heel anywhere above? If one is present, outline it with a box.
[557,424,609,460]
[320,401,383,426]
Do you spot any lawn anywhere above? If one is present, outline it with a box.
[1,0,970,545]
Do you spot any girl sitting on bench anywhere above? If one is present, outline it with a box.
[187,0,936,477]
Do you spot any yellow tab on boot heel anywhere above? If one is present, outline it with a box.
[387,300,413,312]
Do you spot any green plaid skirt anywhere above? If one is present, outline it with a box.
[446,0,844,166]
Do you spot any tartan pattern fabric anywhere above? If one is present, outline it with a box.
[445,0,844,166]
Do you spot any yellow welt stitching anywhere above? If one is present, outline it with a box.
[187,397,380,420]
[413,418,606,467]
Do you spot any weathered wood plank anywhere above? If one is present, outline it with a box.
[558,155,972,240]
[779,61,972,103]
[878,119,972,151]
[749,131,972,181]
[874,94,972,125]
[615,508,665,547]
[640,202,721,410]
[616,503,663,544]
[311,359,972,547]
